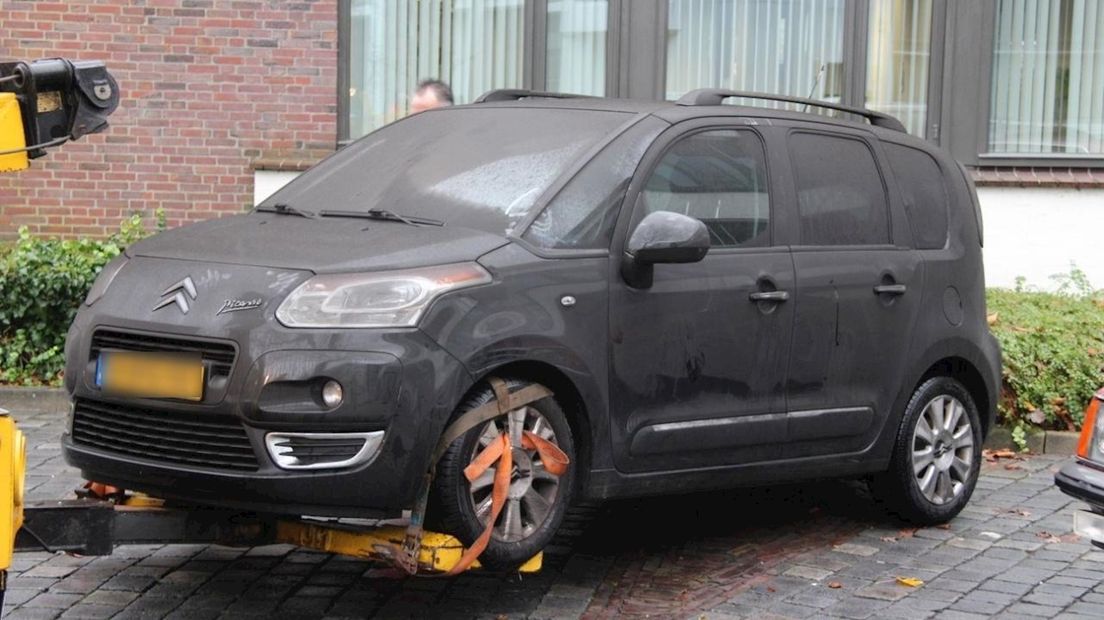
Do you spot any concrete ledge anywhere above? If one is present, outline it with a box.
[0,387,69,413]
[984,427,1081,455]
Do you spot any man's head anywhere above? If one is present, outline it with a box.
[411,79,454,114]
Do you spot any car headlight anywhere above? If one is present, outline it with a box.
[84,254,128,306]
[276,263,492,328]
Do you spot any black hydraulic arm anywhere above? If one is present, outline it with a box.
[0,58,120,158]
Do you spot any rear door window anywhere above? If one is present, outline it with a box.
[640,129,771,249]
[788,132,890,246]
[884,143,950,250]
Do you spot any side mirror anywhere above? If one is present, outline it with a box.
[621,211,710,288]
[627,211,710,264]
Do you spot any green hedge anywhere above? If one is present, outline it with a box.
[0,214,160,385]
[988,269,1104,436]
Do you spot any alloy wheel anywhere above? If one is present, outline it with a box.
[911,395,975,505]
[467,406,561,542]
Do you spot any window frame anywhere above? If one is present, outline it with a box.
[336,0,1104,166]
[618,119,780,256]
[880,139,952,251]
[942,0,1104,167]
[785,127,897,250]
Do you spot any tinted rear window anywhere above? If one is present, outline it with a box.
[789,132,890,246]
[884,143,949,250]
[261,107,630,235]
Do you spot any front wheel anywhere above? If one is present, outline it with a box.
[871,376,982,524]
[428,380,575,569]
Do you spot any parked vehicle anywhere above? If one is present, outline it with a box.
[1055,389,1104,549]
[63,89,1001,568]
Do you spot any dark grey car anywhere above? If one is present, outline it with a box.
[63,90,1001,568]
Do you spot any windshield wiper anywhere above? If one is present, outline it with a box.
[257,203,318,219]
[319,209,444,227]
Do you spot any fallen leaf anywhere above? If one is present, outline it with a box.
[897,528,918,539]
[896,576,924,588]
[880,536,897,542]
[827,581,843,589]
[1007,508,1031,517]
[1035,531,1062,544]
[936,523,952,530]
[1060,533,1081,543]
[767,586,776,593]
[1005,463,1024,470]
[987,312,998,325]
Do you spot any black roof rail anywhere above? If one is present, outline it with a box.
[474,89,597,103]
[675,89,907,133]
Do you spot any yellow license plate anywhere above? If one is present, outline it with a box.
[97,351,205,401]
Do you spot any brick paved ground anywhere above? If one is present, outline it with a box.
[4,400,1102,619]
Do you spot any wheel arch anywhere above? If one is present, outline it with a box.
[913,355,995,438]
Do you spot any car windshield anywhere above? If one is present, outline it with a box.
[260,107,632,236]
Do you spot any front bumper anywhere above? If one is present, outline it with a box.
[62,258,473,517]
[1055,459,1104,549]
[63,332,470,517]
[1054,459,1104,511]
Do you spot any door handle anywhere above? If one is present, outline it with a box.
[749,291,789,303]
[873,284,907,296]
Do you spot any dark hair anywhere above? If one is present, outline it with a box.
[416,79,454,105]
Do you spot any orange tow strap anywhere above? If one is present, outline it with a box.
[446,428,569,575]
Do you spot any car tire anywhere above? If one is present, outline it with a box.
[871,376,982,525]
[427,379,576,570]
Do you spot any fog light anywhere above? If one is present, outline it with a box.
[322,380,343,408]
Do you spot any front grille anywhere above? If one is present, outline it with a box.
[72,399,259,471]
[90,329,237,378]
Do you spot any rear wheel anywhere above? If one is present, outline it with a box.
[428,380,575,569]
[871,376,982,524]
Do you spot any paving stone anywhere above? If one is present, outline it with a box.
[21,594,83,610]
[821,596,892,619]
[1004,602,1066,617]
[782,565,835,581]
[57,605,119,619]
[947,537,993,551]
[832,543,880,557]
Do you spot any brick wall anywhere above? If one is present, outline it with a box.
[0,0,338,240]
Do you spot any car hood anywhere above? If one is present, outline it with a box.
[127,213,512,272]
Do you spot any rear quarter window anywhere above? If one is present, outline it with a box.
[884,143,950,250]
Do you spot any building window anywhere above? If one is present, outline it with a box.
[866,0,933,137]
[989,0,1104,155]
[546,0,608,95]
[665,0,846,102]
[348,0,525,138]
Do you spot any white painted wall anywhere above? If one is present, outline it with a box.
[251,171,1100,291]
[978,187,1104,290]
[253,170,301,205]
